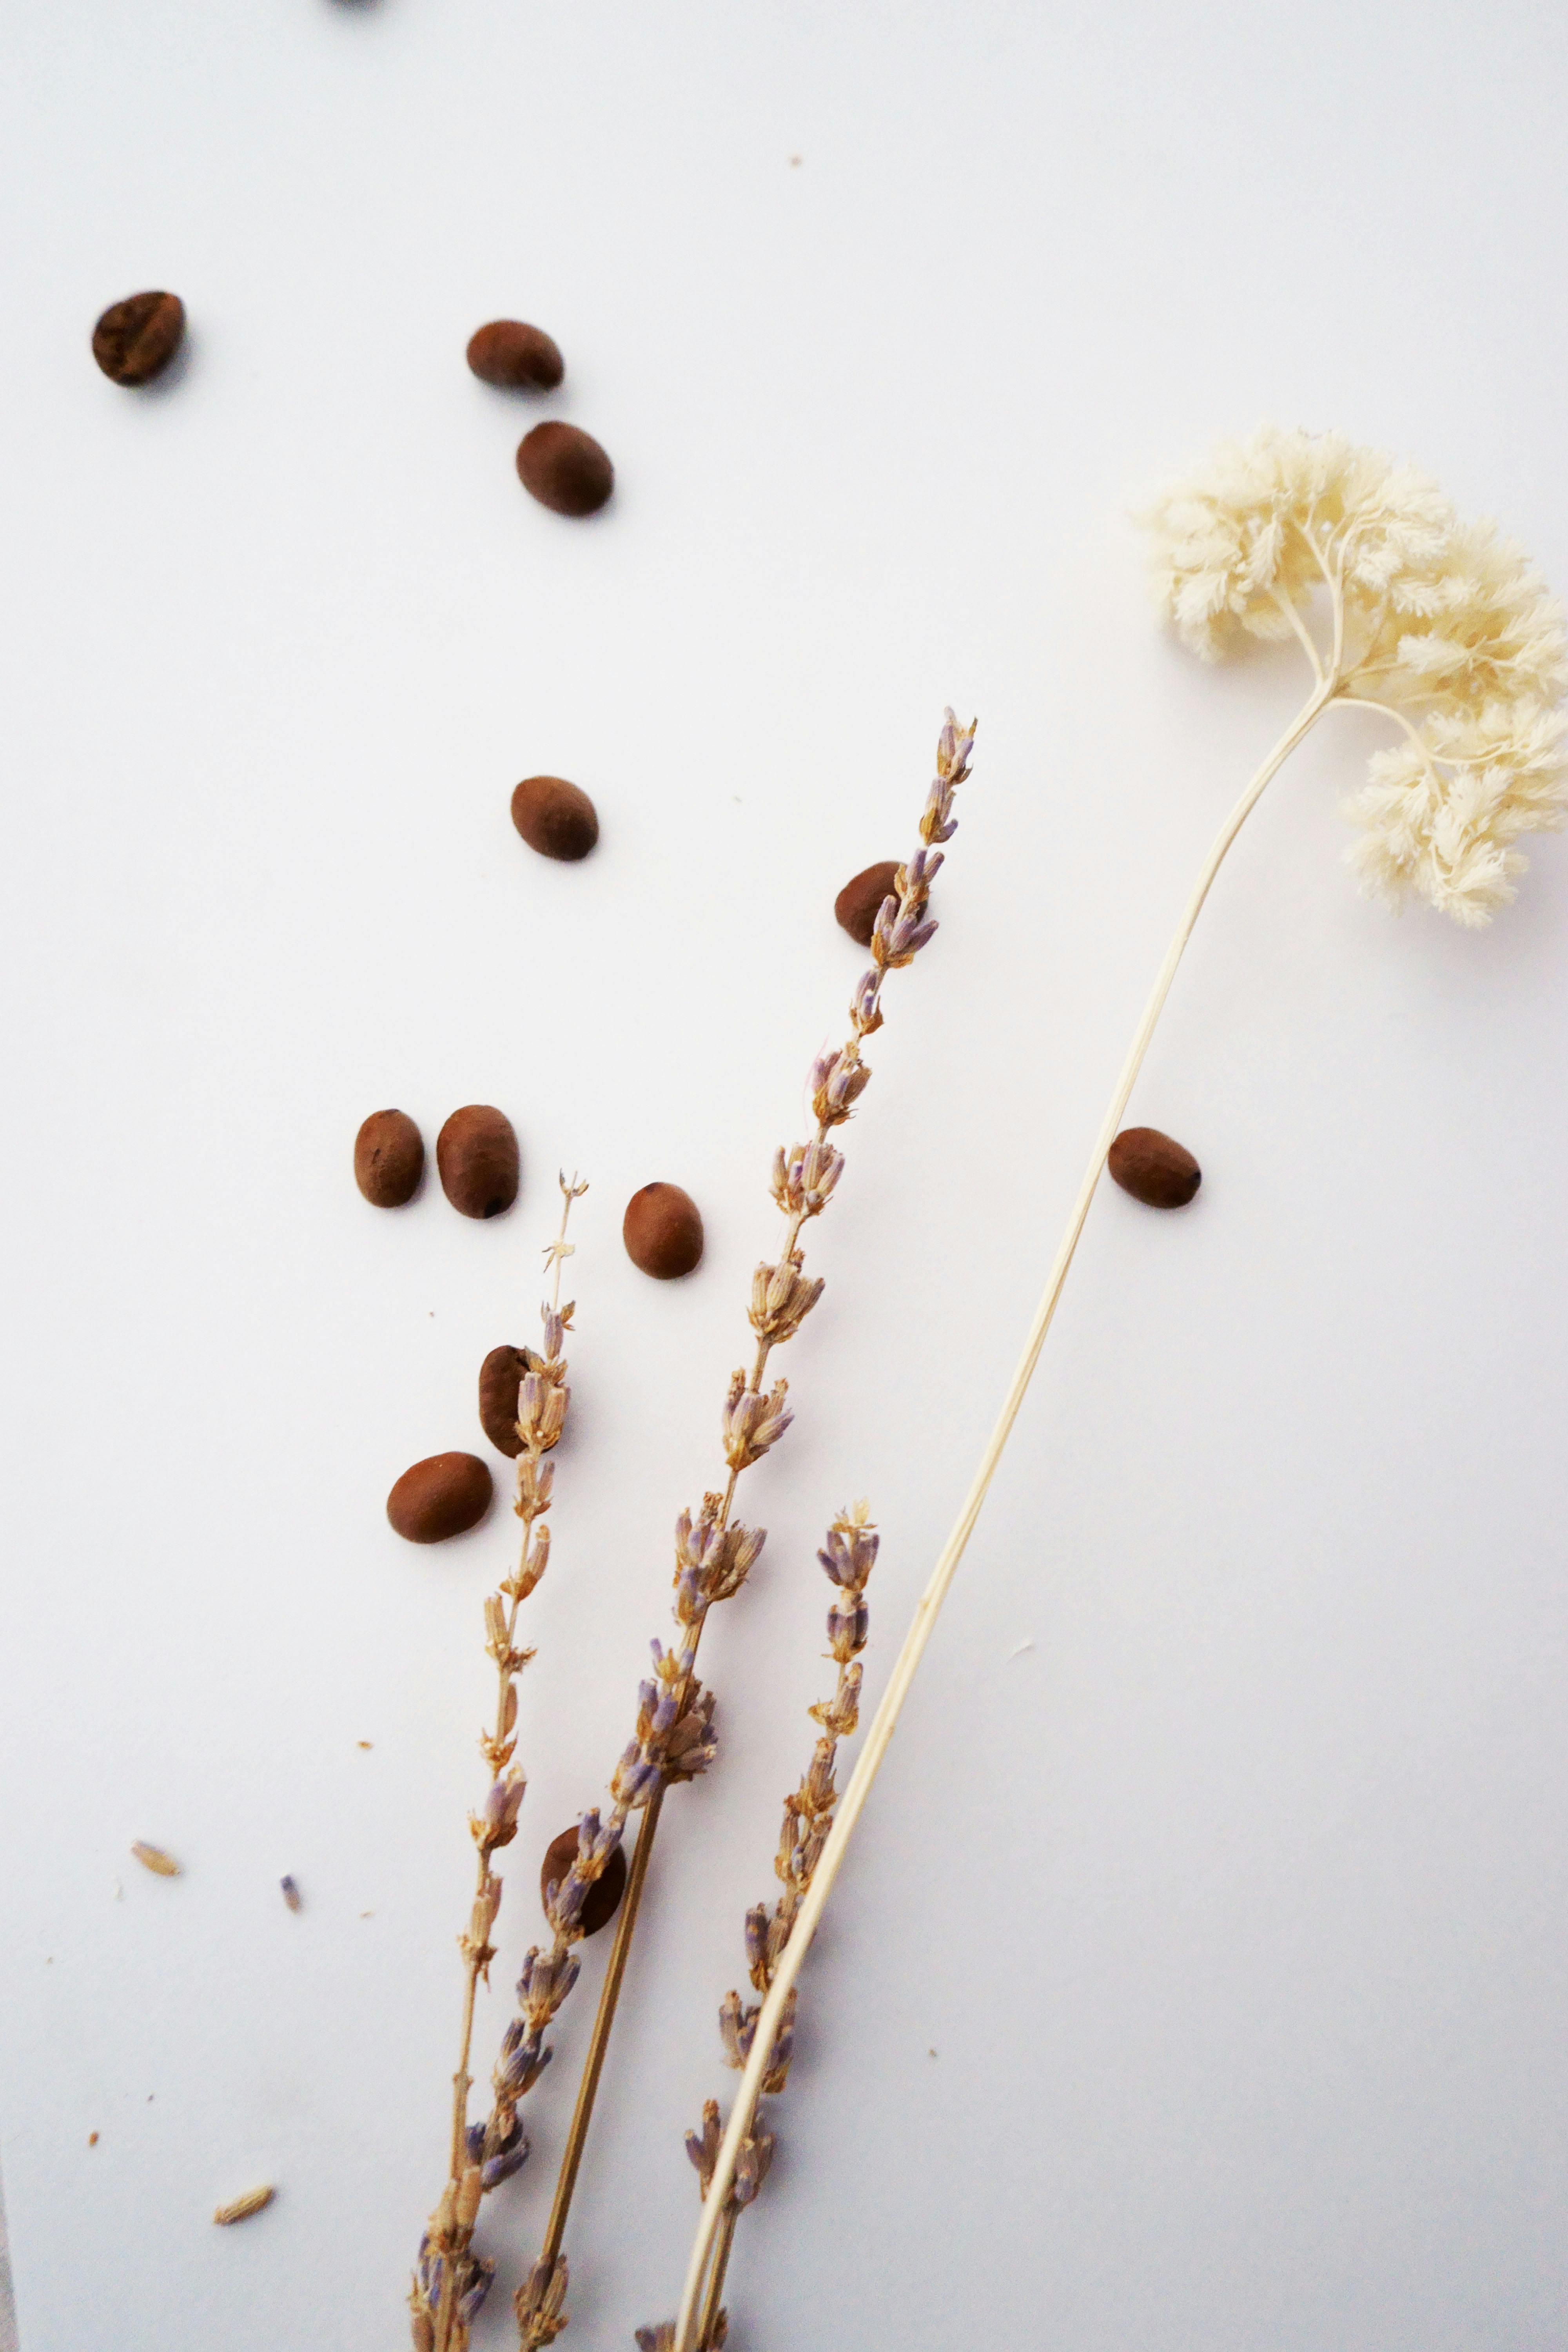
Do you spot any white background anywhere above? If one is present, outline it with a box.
[2,3,1567,2347]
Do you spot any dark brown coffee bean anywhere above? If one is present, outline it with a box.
[510,775,599,862]
[540,1824,627,1938]
[1107,1126,1201,1209]
[92,292,185,386]
[466,320,564,391]
[478,1344,550,1457]
[622,1181,704,1279]
[437,1106,519,1219]
[386,1452,493,1543]
[516,422,613,517]
[354,1109,424,1207]
[835,859,901,947]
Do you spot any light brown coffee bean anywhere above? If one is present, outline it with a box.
[540,1824,627,1938]
[622,1181,704,1279]
[386,1452,493,1543]
[1107,1126,1201,1209]
[510,775,599,862]
[516,421,614,517]
[835,859,901,947]
[477,1344,550,1457]
[354,1109,423,1207]
[437,1106,519,1219]
[92,292,185,386]
[466,320,564,390]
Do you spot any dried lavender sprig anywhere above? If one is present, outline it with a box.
[640,1506,877,2352]
[517,711,976,2348]
[409,1175,588,2352]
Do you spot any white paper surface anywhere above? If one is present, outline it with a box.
[2,4,1567,2347]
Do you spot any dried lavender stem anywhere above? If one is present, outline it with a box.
[448,1188,579,2154]
[528,714,975,2346]
[673,692,1322,2348]
[414,1176,587,2352]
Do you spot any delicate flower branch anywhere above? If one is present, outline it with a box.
[409,1174,588,2352]
[672,432,1568,2345]
[640,1505,878,2352]
[516,711,976,2348]
[1146,425,1568,923]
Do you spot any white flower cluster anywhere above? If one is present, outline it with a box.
[1144,425,1568,924]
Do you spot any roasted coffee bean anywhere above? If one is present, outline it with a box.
[510,775,599,862]
[835,859,901,947]
[540,1824,627,1937]
[386,1452,493,1543]
[354,1109,424,1207]
[622,1181,704,1279]
[92,292,185,386]
[516,421,614,517]
[437,1105,519,1219]
[466,319,564,391]
[478,1343,550,1457]
[1107,1125,1201,1209]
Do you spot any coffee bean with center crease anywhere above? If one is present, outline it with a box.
[92,292,185,386]
[354,1109,424,1207]
[540,1824,627,1937]
[1107,1126,1201,1209]
[437,1106,519,1219]
[478,1344,550,1457]
[510,775,599,862]
[516,422,614,517]
[623,1182,704,1278]
[387,1452,493,1543]
[466,320,564,390]
[835,859,902,947]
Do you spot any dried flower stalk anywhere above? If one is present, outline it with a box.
[516,711,976,2348]
[640,1505,878,2352]
[673,433,1568,2343]
[409,1175,587,2352]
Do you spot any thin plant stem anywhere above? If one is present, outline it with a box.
[535,1780,665,2274]
[694,2208,738,2350]
[671,677,1335,2350]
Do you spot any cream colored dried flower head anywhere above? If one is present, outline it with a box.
[1144,425,1568,924]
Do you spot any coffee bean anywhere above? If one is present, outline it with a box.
[478,1344,550,1457]
[466,320,564,391]
[386,1452,493,1543]
[510,775,599,862]
[516,422,614,517]
[540,1824,627,1938]
[92,292,185,386]
[835,859,901,947]
[622,1181,703,1279]
[1107,1126,1201,1209]
[437,1106,519,1219]
[354,1109,424,1207]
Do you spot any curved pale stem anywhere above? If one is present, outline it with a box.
[670,676,1334,2352]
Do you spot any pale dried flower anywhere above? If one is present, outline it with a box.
[1143,424,1568,923]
